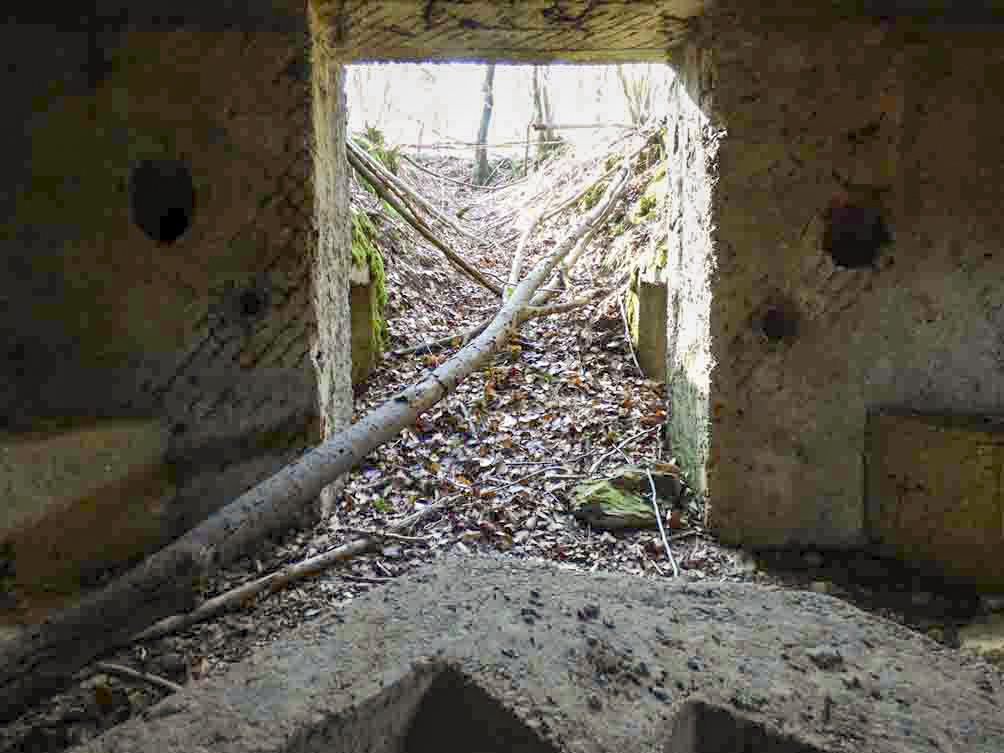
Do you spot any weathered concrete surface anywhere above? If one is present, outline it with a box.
[0,24,332,621]
[0,420,172,621]
[664,40,718,497]
[677,12,1004,567]
[73,556,1004,753]
[866,411,1004,588]
[314,0,699,64]
[309,12,354,515]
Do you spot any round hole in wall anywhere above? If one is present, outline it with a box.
[761,307,798,341]
[239,289,266,318]
[823,200,890,269]
[754,293,802,344]
[129,159,195,244]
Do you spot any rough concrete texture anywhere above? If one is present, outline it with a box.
[309,14,354,515]
[697,13,1004,558]
[73,556,1004,753]
[664,40,718,497]
[631,278,668,383]
[0,25,330,602]
[866,411,1004,588]
[314,0,698,64]
[0,420,171,619]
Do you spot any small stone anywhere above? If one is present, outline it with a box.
[649,686,671,702]
[981,594,1004,612]
[807,645,845,671]
[803,550,824,568]
[809,580,832,594]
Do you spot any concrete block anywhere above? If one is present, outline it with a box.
[70,556,1004,753]
[636,280,668,382]
[0,419,173,622]
[866,412,1004,588]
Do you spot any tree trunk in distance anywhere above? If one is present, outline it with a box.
[474,63,496,185]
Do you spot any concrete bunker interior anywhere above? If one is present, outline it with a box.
[4,0,1004,750]
[272,2,1004,593]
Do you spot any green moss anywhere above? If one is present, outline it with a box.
[580,180,608,212]
[655,238,669,269]
[350,209,388,348]
[666,366,708,495]
[638,194,658,218]
[353,124,400,176]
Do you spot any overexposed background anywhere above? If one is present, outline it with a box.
[346,63,674,157]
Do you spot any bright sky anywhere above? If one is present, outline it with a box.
[346,63,671,157]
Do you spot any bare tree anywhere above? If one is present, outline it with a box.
[473,63,496,185]
[531,66,560,162]
[594,66,609,123]
[617,64,655,126]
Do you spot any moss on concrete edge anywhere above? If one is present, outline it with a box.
[666,366,708,496]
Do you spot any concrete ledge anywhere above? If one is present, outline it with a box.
[866,411,1004,588]
[72,555,1004,753]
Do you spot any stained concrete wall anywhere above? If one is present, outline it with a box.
[309,7,354,515]
[663,41,720,498]
[0,23,336,616]
[8,0,1004,605]
[702,13,1004,566]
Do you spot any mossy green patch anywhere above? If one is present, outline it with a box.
[350,208,388,350]
[666,366,708,495]
[580,180,608,212]
[353,124,400,176]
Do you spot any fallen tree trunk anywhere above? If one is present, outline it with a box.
[392,287,609,357]
[0,162,630,724]
[346,141,503,297]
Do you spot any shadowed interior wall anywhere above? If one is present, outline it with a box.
[705,12,1004,562]
[0,21,330,613]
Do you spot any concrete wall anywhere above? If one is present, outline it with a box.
[0,23,334,616]
[7,0,1004,601]
[309,7,354,515]
[702,13,1004,562]
[663,41,720,497]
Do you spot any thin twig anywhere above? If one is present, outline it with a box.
[530,122,637,131]
[396,138,566,149]
[338,573,393,584]
[345,530,429,544]
[94,662,185,695]
[347,144,503,297]
[482,466,566,493]
[133,500,450,644]
[400,152,520,191]
[645,467,679,577]
[587,425,662,475]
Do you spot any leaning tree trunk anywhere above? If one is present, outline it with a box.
[531,66,559,163]
[473,62,496,186]
[0,161,631,724]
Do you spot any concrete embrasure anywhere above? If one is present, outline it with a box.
[73,555,1003,753]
